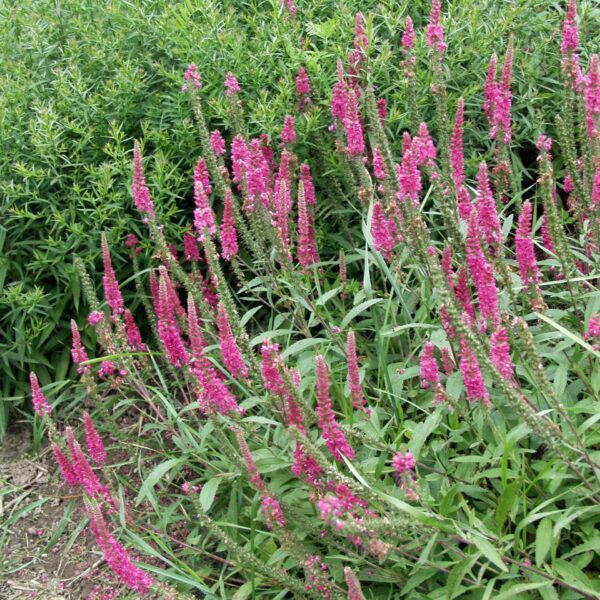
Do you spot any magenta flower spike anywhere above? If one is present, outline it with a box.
[132,141,155,221]
[29,372,52,417]
[183,232,201,263]
[182,63,202,92]
[455,267,476,322]
[346,331,366,410]
[466,212,500,328]
[210,129,226,156]
[373,146,386,180]
[561,0,579,59]
[515,201,542,292]
[459,338,490,406]
[83,413,107,466]
[194,158,212,196]
[261,495,286,529]
[592,166,600,212]
[224,72,240,96]
[344,88,365,156]
[419,342,440,389]
[281,115,296,144]
[392,451,416,474]
[101,236,124,316]
[397,138,422,205]
[585,55,600,141]
[231,135,250,187]
[296,67,311,111]
[156,267,189,368]
[315,355,355,461]
[86,501,154,595]
[491,47,513,144]
[51,443,79,487]
[71,320,91,375]
[66,427,106,497]
[87,310,104,326]
[297,180,319,269]
[193,175,216,242]
[300,163,316,205]
[123,310,145,351]
[490,326,514,380]
[371,201,396,260]
[217,302,248,379]
[483,54,498,126]
[415,122,437,167]
[586,314,600,340]
[476,163,502,250]
[451,98,473,220]
[220,190,239,261]
[426,0,446,53]
[331,61,348,124]
[402,15,414,51]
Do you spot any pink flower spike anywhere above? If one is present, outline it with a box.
[87,310,104,326]
[459,338,490,406]
[83,413,107,466]
[71,320,91,375]
[183,63,202,92]
[415,122,437,167]
[300,163,316,206]
[156,267,189,368]
[586,314,600,340]
[466,213,500,328]
[426,0,446,53]
[591,166,600,212]
[184,232,201,263]
[261,495,286,529]
[346,331,366,410]
[281,115,296,144]
[315,355,355,462]
[344,89,365,156]
[397,138,422,205]
[373,146,386,180]
[561,0,579,58]
[516,201,542,292]
[217,302,248,379]
[331,63,348,123]
[224,72,240,96]
[101,236,124,316]
[392,451,416,474]
[297,181,319,268]
[490,327,514,380]
[66,427,106,497]
[401,16,415,51]
[29,373,52,417]
[377,98,387,126]
[210,130,226,156]
[585,55,600,141]
[483,54,498,125]
[51,444,78,487]
[491,46,513,144]
[371,201,396,260]
[476,162,502,250]
[344,567,365,600]
[419,342,440,389]
[124,310,145,351]
[132,141,155,220]
[194,158,212,196]
[220,190,239,261]
[85,501,154,594]
[193,179,216,242]
[296,67,311,111]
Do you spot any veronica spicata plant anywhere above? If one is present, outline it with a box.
[31,1,600,597]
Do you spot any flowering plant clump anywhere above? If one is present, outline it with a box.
[30,1,600,598]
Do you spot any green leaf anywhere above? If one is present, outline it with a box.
[408,411,441,458]
[472,535,508,572]
[200,478,221,512]
[494,582,550,600]
[136,458,182,507]
[535,518,553,567]
[496,482,519,532]
[340,298,383,328]
[535,313,600,358]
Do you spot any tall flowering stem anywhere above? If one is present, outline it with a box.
[30,372,52,417]
[101,235,124,316]
[132,141,154,221]
[346,331,366,410]
[315,355,355,461]
[217,302,248,379]
[515,201,544,309]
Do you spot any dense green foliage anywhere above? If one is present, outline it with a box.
[2,0,600,432]
[11,0,600,596]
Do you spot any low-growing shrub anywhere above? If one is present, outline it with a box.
[25,0,600,597]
